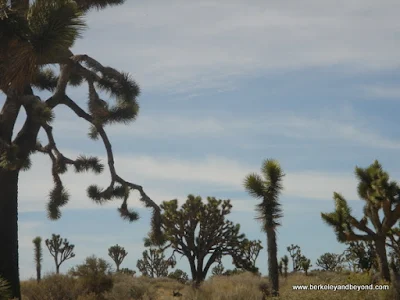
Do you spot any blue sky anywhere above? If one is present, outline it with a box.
[5,0,400,279]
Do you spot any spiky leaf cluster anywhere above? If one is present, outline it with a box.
[74,155,104,173]
[47,184,69,220]
[27,0,86,62]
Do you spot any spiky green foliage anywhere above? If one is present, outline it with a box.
[45,234,75,274]
[244,159,284,297]
[321,160,400,282]
[32,68,59,91]
[27,0,86,62]
[33,236,43,282]
[108,244,128,272]
[156,195,255,284]
[75,0,125,12]
[47,184,70,220]
[73,155,104,173]
[0,276,11,300]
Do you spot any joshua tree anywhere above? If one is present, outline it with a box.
[316,253,343,271]
[45,234,75,274]
[153,195,259,285]
[212,260,225,276]
[32,237,42,282]
[281,255,289,277]
[278,261,283,276]
[0,1,162,298]
[287,244,301,271]
[300,258,312,276]
[342,241,378,272]
[321,160,400,282]
[108,244,128,272]
[244,159,285,297]
[136,248,176,278]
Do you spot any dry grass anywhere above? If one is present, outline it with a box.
[20,271,397,300]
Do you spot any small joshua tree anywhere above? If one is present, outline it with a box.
[45,234,75,274]
[281,255,289,278]
[32,237,42,282]
[212,260,225,276]
[108,244,128,272]
[300,257,312,276]
[136,248,176,278]
[316,253,342,271]
[287,244,301,271]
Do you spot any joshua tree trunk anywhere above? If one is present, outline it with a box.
[267,229,279,297]
[36,266,41,282]
[0,169,21,299]
[375,237,390,282]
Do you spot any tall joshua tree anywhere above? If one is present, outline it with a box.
[108,244,128,272]
[0,1,162,298]
[321,160,400,282]
[32,236,42,282]
[244,159,285,297]
[45,234,75,274]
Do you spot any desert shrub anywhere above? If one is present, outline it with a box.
[76,293,98,300]
[104,274,157,300]
[69,255,113,297]
[168,269,189,284]
[119,268,136,276]
[21,273,81,300]
[184,272,268,300]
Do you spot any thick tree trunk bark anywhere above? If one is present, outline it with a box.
[376,237,391,282]
[267,229,279,297]
[0,169,21,299]
[36,265,41,282]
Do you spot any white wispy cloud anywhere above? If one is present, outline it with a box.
[69,0,400,92]
[19,152,361,215]
[50,111,400,149]
[361,85,400,100]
